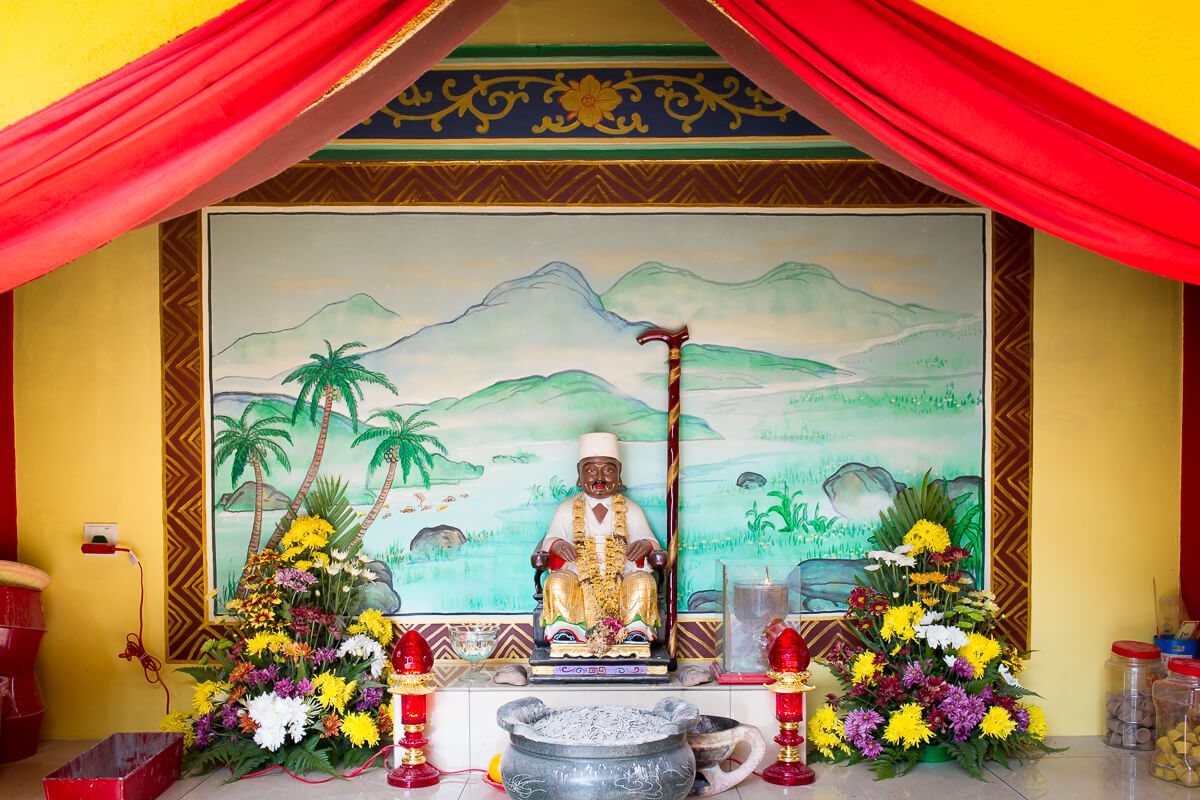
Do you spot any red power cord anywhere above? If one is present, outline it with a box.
[238,744,487,783]
[92,544,171,714]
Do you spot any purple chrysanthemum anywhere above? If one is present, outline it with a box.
[294,678,312,696]
[939,686,987,742]
[355,686,385,711]
[195,712,214,748]
[843,709,884,742]
[859,738,884,758]
[1012,705,1030,733]
[248,665,279,686]
[949,657,975,680]
[312,647,338,665]
[274,678,297,698]
[220,704,238,729]
[902,662,925,688]
[274,567,318,592]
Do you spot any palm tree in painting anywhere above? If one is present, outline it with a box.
[212,400,292,592]
[263,341,397,551]
[349,409,447,550]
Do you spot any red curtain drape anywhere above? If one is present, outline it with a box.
[0,0,505,292]
[662,0,1200,281]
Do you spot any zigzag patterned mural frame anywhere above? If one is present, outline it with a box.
[161,159,1032,662]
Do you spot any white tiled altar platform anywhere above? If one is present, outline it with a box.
[4,736,1189,800]
[409,666,796,772]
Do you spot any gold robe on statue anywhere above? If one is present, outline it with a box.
[541,569,660,631]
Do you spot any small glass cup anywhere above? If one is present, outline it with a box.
[450,623,499,682]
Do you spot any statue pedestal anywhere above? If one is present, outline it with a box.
[528,642,671,684]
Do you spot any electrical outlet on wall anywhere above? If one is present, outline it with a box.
[83,523,118,548]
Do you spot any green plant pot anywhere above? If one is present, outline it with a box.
[919,744,953,763]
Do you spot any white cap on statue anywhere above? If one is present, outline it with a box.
[579,432,620,461]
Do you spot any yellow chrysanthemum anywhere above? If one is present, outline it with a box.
[311,672,357,713]
[958,633,1002,678]
[191,680,229,715]
[347,608,393,646]
[851,652,883,685]
[1024,704,1048,740]
[281,516,333,561]
[981,706,1016,740]
[881,703,934,750]
[160,711,196,749]
[807,704,851,759]
[341,711,381,748]
[903,519,952,555]
[244,631,291,657]
[909,572,947,585]
[880,602,924,642]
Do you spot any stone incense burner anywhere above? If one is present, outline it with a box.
[496,697,699,800]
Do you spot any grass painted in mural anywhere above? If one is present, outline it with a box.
[207,211,988,617]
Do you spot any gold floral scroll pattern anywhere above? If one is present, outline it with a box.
[161,160,1032,661]
[375,71,792,136]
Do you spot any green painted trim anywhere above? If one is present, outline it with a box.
[445,44,719,61]
[311,143,867,162]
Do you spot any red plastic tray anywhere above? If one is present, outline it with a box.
[43,733,183,800]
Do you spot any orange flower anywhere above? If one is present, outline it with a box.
[377,704,393,736]
[281,641,313,663]
[322,713,342,738]
[228,662,253,684]
[237,712,258,734]
[559,75,621,128]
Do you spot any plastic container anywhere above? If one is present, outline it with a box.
[1156,635,1200,670]
[42,733,182,800]
[1104,640,1164,750]
[1152,658,1200,786]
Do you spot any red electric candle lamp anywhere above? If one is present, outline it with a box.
[762,626,816,786]
[387,630,440,789]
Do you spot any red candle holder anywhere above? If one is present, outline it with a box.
[762,626,816,786]
[387,630,439,789]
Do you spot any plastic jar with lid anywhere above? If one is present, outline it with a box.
[1105,640,1164,750]
[1153,658,1200,786]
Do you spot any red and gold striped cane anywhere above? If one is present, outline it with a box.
[637,326,689,661]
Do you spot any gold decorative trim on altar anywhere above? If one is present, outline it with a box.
[550,641,651,659]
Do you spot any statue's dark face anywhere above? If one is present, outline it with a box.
[577,456,621,499]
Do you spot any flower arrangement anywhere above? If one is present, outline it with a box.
[162,479,396,778]
[809,474,1055,779]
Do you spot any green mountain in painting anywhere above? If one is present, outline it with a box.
[840,320,984,377]
[601,261,968,359]
[215,293,411,379]
[393,370,720,448]
[667,343,844,390]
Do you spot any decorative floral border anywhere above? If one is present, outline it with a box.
[161,160,1032,662]
[336,64,828,144]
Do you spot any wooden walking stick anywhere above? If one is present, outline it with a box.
[637,326,689,662]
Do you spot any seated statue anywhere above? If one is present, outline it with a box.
[536,433,664,654]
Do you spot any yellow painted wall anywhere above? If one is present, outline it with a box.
[8,0,1187,740]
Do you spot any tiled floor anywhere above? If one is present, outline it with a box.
[5,737,1195,799]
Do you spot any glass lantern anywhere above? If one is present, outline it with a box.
[717,558,801,680]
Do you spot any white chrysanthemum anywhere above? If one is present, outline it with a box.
[915,624,970,652]
[324,561,343,576]
[345,563,363,578]
[331,548,349,562]
[245,692,312,752]
[865,548,917,569]
[337,633,387,678]
[919,611,944,625]
[999,664,1022,688]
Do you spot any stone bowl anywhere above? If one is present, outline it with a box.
[496,697,699,800]
[686,715,767,797]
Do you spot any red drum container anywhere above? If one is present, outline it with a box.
[0,584,47,762]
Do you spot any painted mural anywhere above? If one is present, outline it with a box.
[205,209,989,617]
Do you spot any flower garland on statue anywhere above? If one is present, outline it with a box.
[160,508,396,779]
[572,493,628,654]
[809,473,1058,779]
